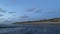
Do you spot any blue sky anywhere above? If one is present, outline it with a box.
[0,0,60,24]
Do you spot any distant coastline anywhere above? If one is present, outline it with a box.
[13,18,60,24]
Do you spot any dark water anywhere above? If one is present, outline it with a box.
[0,24,60,34]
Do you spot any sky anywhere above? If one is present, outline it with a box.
[0,0,60,24]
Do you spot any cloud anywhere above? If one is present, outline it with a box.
[1,10,6,13]
[0,8,6,13]
[8,11,16,14]
[35,9,42,13]
[17,16,30,21]
[26,8,36,12]
[13,15,16,16]
[26,8,42,13]
[0,14,4,17]
[47,11,57,14]
[8,18,11,19]
[0,18,5,20]
[8,12,14,14]
[0,8,2,10]
[19,16,28,19]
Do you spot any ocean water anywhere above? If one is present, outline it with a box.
[0,24,60,34]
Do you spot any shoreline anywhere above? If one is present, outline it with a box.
[13,22,60,25]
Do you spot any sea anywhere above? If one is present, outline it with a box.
[0,24,60,34]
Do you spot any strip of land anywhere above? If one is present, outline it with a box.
[13,18,60,25]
